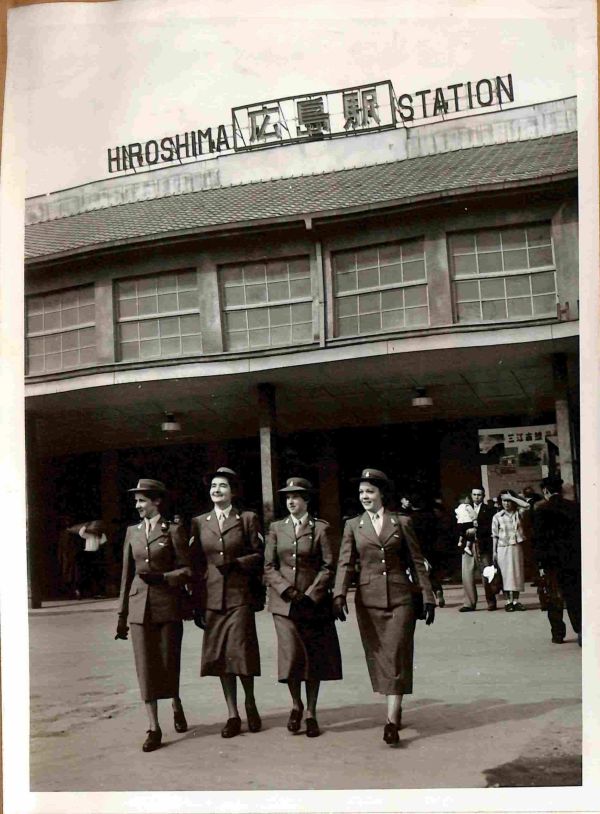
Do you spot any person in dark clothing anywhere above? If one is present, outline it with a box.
[531,476,581,646]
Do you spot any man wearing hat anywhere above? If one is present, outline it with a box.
[115,478,193,752]
[531,476,581,645]
[264,476,342,739]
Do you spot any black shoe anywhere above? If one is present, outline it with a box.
[512,602,526,611]
[287,703,304,733]
[142,728,162,752]
[173,707,188,733]
[221,716,242,738]
[505,603,514,612]
[383,722,399,745]
[459,606,475,613]
[551,636,564,644]
[306,717,320,738]
[436,591,446,608]
[245,703,262,733]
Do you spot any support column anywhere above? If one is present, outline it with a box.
[316,439,341,542]
[100,449,120,595]
[257,383,278,526]
[552,353,576,500]
[25,413,43,608]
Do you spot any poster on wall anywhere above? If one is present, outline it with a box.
[478,424,558,499]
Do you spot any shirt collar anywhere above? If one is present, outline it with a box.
[146,514,160,530]
[216,505,233,519]
[291,513,308,526]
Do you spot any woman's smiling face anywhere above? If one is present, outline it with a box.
[210,477,232,508]
[359,481,383,513]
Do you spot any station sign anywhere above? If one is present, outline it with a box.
[107,73,514,174]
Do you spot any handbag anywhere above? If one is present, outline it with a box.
[395,514,427,621]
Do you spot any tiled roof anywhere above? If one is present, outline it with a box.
[25,132,577,261]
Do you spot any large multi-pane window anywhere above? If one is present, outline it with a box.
[116,270,202,361]
[26,286,96,374]
[449,223,557,323]
[332,238,429,337]
[220,257,313,351]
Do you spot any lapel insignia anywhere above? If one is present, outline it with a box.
[206,515,211,521]
[391,517,397,525]
[189,535,195,547]
[359,520,364,527]
[160,520,169,533]
[137,523,143,530]
[284,517,290,524]
[308,520,314,528]
[236,514,241,520]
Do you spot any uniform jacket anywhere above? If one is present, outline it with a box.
[117,518,192,624]
[264,515,336,617]
[333,510,435,609]
[189,509,264,612]
[532,495,581,572]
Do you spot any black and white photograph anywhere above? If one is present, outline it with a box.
[0,0,599,812]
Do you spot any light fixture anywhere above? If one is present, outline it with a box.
[161,411,181,433]
[411,387,433,408]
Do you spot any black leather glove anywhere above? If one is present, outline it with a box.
[217,561,238,576]
[333,596,348,621]
[138,571,165,585]
[114,619,129,640]
[424,603,436,626]
[282,586,302,602]
[193,610,206,629]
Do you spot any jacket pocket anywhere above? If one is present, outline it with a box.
[359,574,371,585]
[388,572,410,584]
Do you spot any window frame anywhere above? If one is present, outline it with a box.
[449,223,558,324]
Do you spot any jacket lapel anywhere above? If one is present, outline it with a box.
[357,511,380,545]
[221,510,242,535]
[204,511,221,537]
[283,516,296,543]
[379,510,397,544]
[147,516,166,545]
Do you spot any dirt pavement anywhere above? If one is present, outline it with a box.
[29,585,581,791]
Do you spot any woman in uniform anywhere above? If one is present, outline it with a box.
[189,467,264,738]
[115,478,192,753]
[333,468,435,746]
[264,477,342,738]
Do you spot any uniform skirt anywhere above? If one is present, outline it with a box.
[497,543,525,591]
[201,604,260,676]
[355,594,415,695]
[130,620,183,702]
[273,613,342,682]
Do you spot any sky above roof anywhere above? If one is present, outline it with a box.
[6,0,589,197]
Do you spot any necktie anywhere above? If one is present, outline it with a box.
[372,513,381,536]
[145,519,151,539]
[217,512,225,530]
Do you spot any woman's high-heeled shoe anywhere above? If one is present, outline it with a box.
[383,721,399,745]
[287,702,304,733]
[245,702,262,733]
[173,705,188,733]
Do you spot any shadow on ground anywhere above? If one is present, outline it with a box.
[171,695,580,745]
[484,754,581,787]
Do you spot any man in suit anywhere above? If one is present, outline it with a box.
[459,486,498,612]
[532,476,581,645]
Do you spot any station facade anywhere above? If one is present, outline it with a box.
[24,97,579,602]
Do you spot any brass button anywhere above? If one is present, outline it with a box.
[382,571,387,575]
[145,558,149,563]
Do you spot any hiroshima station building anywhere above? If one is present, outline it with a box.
[23,81,580,604]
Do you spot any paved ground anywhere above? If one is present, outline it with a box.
[29,584,581,791]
